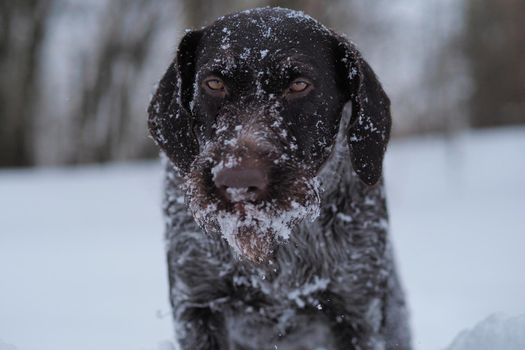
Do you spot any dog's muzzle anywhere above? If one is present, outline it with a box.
[186,118,320,263]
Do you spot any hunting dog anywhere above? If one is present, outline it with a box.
[148,7,411,350]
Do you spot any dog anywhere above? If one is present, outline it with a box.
[148,7,411,350]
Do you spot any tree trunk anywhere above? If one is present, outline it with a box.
[465,0,525,128]
[0,0,51,167]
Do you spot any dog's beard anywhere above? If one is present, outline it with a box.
[185,166,321,263]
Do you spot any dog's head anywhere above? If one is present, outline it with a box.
[148,8,391,263]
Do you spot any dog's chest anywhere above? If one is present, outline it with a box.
[217,239,334,346]
[225,271,336,350]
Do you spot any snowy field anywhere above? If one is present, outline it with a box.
[1,127,524,350]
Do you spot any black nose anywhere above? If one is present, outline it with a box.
[213,166,269,202]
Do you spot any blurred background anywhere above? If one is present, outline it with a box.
[1,0,524,168]
[1,1,524,350]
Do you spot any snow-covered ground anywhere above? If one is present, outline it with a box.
[1,127,524,350]
[385,127,525,349]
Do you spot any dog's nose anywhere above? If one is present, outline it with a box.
[213,167,268,202]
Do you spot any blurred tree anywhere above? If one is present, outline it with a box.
[418,0,469,135]
[180,0,262,28]
[465,0,525,128]
[0,0,52,166]
[68,0,162,163]
[179,0,349,31]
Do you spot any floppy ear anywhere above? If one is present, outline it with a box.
[148,30,203,174]
[334,35,392,186]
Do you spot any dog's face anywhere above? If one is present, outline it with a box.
[149,8,391,263]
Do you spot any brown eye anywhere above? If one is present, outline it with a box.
[205,78,224,91]
[289,80,309,93]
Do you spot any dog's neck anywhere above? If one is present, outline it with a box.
[316,106,377,204]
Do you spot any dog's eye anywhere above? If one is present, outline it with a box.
[285,79,313,98]
[204,78,225,91]
[289,80,309,92]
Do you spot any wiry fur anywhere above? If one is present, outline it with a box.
[149,7,411,350]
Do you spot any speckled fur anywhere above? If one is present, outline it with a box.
[150,7,411,350]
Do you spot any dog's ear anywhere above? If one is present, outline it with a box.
[148,30,203,174]
[333,34,392,186]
